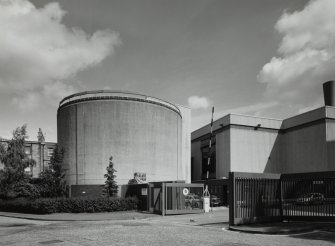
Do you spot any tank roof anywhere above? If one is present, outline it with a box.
[59,90,181,116]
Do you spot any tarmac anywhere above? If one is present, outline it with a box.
[229,221,335,235]
[0,207,334,235]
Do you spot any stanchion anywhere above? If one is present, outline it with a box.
[203,185,211,213]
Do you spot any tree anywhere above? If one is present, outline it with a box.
[38,145,67,197]
[0,125,37,199]
[104,156,118,197]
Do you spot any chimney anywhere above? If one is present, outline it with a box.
[323,81,335,106]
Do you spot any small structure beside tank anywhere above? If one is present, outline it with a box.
[121,181,204,215]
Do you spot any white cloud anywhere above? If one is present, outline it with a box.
[188,96,211,109]
[0,0,120,110]
[258,0,335,110]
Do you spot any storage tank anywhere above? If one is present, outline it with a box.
[57,91,183,185]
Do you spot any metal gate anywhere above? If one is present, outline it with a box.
[229,172,281,226]
[229,171,335,226]
[281,172,335,221]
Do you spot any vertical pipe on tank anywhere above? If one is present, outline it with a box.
[75,104,78,185]
[323,81,335,106]
[176,115,179,180]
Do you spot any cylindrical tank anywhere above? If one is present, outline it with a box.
[57,91,182,185]
[323,81,335,106]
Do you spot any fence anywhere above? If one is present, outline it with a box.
[229,172,281,226]
[193,179,229,206]
[229,171,335,226]
[281,172,335,221]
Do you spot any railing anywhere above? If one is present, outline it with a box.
[58,90,181,115]
[229,172,281,226]
[193,179,229,206]
[281,172,335,221]
[229,171,335,226]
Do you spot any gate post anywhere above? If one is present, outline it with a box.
[279,177,283,220]
[162,183,166,216]
[229,172,235,226]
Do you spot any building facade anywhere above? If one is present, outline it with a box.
[0,137,57,178]
[191,82,335,181]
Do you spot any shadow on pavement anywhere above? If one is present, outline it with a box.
[228,222,335,235]
[197,222,229,228]
[289,230,335,244]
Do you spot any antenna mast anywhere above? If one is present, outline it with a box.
[204,106,214,197]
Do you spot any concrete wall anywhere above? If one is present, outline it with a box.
[230,126,281,174]
[327,120,335,171]
[229,114,282,174]
[191,141,202,181]
[58,98,183,185]
[215,129,230,179]
[191,114,282,180]
[57,105,77,183]
[177,104,191,183]
[326,107,335,171]
[279,107,335,173]
[281,123,327,173]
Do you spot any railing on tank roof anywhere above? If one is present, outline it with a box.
[59,90,181,115]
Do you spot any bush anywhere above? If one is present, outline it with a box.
[0,197,139,214]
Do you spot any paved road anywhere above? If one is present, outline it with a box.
[0,211,335,246]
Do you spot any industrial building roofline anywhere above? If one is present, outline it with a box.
[191,106,335,141]
[191,113,283,141]
[58,90,181,116]
[282,106,335,129]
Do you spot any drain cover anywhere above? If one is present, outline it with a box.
[39,240,63,245]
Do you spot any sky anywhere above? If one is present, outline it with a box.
[1,0,335,142]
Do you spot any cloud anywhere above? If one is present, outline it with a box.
[188,96,211,109]
[0,0,120,110]
[258,0,335,110]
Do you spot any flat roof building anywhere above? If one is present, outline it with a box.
[191,82,335,181]
[0,135,56,178]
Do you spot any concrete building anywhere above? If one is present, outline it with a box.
[0,132,57,178]
[57,91,191,187]
[191,81,335,181]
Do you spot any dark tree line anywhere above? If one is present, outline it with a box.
[0,125,67,199]
[0,125,118,200]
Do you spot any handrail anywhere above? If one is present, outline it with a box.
[58,90,181,115]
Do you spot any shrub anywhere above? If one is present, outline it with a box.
[0,197,139,214]
[103,156,118,197]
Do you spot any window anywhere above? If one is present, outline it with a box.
[47,148,54,157]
